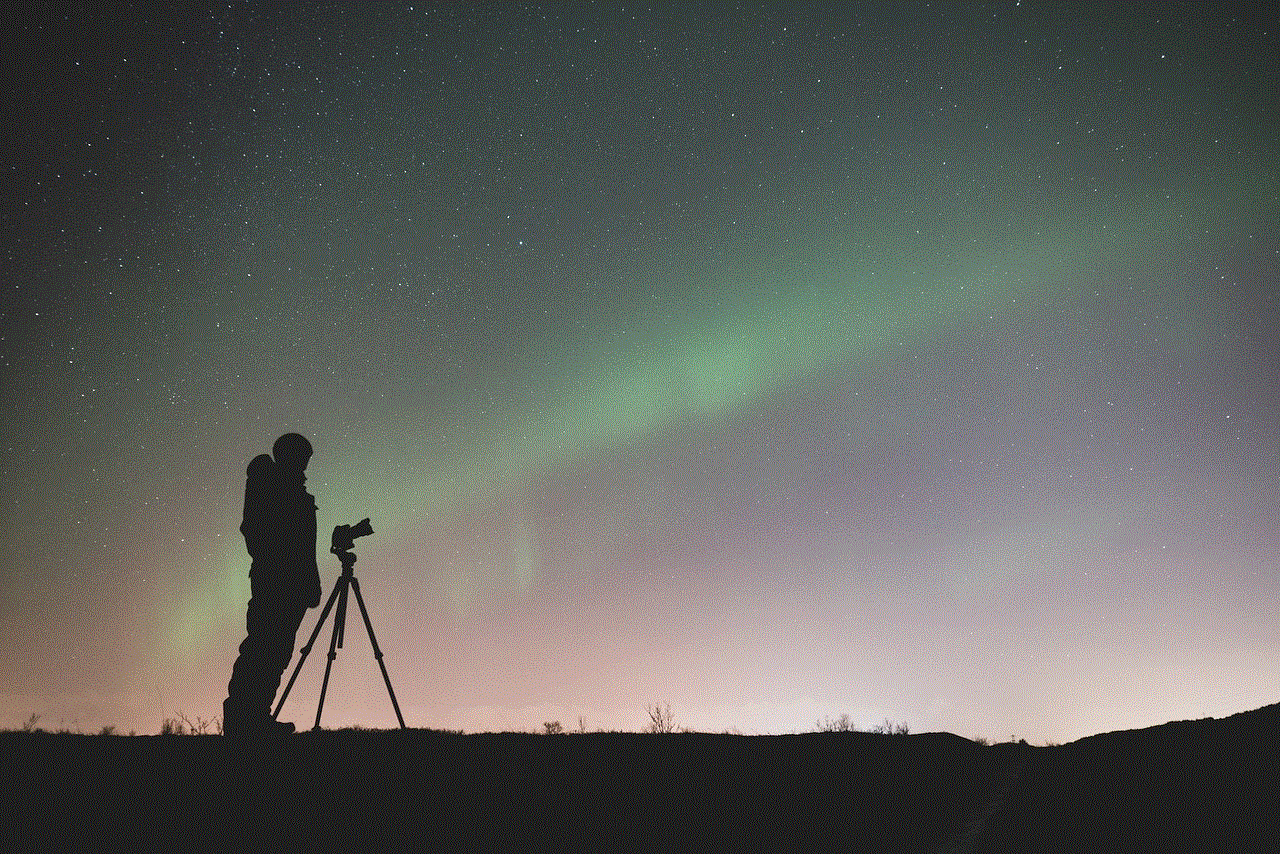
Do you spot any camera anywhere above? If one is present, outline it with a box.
[331,518,374,553]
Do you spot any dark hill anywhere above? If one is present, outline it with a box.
[3,705,1276,852]
[971,702,1280,852]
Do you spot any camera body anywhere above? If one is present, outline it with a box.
[331,518,374,553]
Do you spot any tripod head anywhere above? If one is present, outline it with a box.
[331,518,373,574]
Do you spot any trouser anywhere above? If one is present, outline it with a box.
[225,580,308,724]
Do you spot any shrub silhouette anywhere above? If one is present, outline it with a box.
[160,712,221,735]
[870,718,910,735]
[816,715,910,734]
[816,713,857,732]
[645,702,676,733]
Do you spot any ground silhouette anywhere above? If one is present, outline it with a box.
[4,703,1277,851]
[971,702,1280,852]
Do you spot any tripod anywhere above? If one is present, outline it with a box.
[274,543,406,730]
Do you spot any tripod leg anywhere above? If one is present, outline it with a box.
[274,578,343,720]
[348,576,407,729]
[335,572,348,649]
[313,579,349,730]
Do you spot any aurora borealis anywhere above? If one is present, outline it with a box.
[2,4,1276,741]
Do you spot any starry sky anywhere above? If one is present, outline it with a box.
[2,3,1276,741]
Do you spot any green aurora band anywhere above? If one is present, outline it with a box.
[168,166,1273,655]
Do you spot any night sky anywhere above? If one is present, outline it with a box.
[2,3,1276,741]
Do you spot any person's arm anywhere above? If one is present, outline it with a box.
[302,492,321,607]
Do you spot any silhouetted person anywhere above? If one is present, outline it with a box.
[224,433,323,736]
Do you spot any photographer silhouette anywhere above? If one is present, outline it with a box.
[223,433,322,736]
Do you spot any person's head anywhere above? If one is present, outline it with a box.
[272,433,313,473]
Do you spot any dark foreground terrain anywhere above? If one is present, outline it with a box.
[4,703,1277,851]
